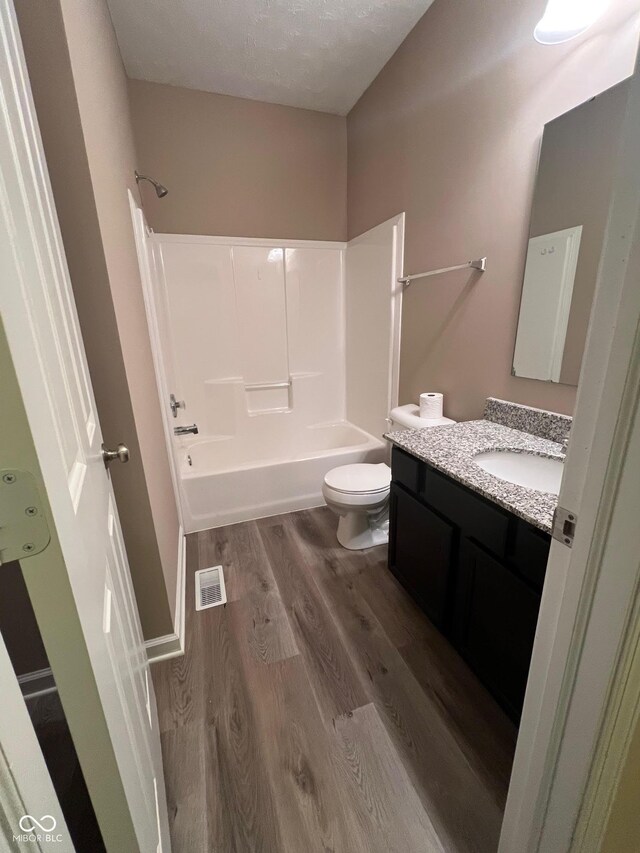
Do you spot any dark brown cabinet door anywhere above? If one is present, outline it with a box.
[453,537,541,721]
[389,484,455,628]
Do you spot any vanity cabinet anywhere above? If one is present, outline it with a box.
[388,446,551,721]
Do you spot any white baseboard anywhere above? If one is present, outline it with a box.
[19,667,56,700]
[145,632,182,663]
[175,526,186,650]
[146,526,186,664]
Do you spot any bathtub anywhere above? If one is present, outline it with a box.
[177,422,387,533]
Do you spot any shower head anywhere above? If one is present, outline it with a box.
[135,170,168,198]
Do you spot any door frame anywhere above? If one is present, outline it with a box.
[500,58,640,852]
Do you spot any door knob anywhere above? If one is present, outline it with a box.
[102,443,130,468]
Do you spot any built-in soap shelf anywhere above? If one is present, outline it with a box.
[245,379,291,415]
[204,372,325,418]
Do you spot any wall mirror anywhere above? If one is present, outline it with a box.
[512,78,630,385]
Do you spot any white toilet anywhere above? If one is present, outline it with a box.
[323,462,392,550]
[322,405,455,550]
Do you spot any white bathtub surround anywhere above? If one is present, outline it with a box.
[346,216,405,440]
[154,235,346,435]
[144,217,404,532]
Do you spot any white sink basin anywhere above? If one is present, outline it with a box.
[473,450,563,494]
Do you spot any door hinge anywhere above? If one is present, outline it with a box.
[0,469,50,565]
[552,505,577,548]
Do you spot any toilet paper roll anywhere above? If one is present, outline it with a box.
[419,392,444,420]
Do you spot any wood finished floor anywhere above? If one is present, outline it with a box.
[153,507,517,853]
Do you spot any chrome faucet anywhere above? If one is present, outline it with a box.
[174,424,198,436]
[169,393,185,418]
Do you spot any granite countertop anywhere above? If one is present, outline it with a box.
[385,419,564,534]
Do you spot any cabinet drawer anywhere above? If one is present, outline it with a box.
[512,522,551,591]
[391,446,423,494]
[422,466,510,559]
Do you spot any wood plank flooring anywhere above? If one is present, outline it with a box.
[153,507,517,853]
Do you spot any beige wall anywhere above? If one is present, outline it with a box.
[16,0,179,639]
[128,79,347,240]
[347,0,639,422]
[529,80,629,386]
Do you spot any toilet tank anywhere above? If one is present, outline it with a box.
[389,404,456,431]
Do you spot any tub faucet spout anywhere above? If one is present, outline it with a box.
[174,424,198,436]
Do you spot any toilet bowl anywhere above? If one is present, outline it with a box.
[322,463,392,550]
[323,406,456,550]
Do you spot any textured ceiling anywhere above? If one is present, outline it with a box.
[106,0,435,115]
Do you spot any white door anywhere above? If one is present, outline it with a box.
[0,2,170,851]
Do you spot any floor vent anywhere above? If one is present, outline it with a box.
[195,566,227,611]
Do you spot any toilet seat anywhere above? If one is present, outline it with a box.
[322,482,389,509]
[324,463,391,495]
